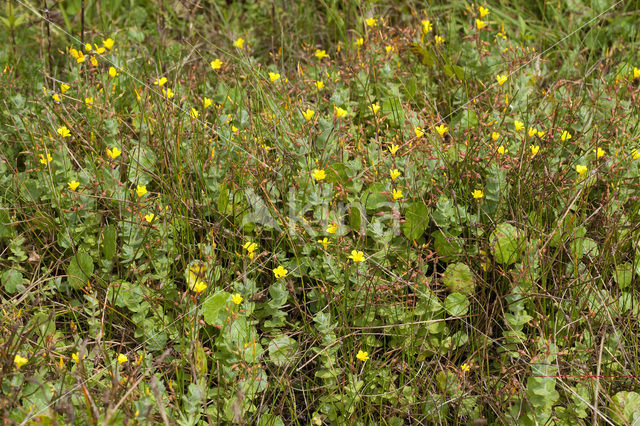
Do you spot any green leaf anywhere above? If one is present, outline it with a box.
[218,182,230,213]
[268,335,299,366]
[0,205,13,239]
[442,262,475,294]
[201,291,231,325]
[444,292,469,316]
[2,269,23,294]
[490,223,523,265]
[257,414,284,426]
[432,230,463,262]
[67,251,94,289]
[326,162,350,185]
[409,43,434,67]
[193,340,208,377]
[610,391,640,424]
[402,201,429,241]
[382,95,405,128]
[361,182,388,211]
[456,109,478,130]
[101,225,117,261]
[613,263,633,290]
[349,205,362,232]
[443,65,466,81]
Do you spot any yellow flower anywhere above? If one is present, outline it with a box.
[496,74,508,85]
[334,106,348,118]
[273,265,288,279]
[491,132,500,141]
[95,45,106,54]
[530,145,540,157]
[117,354,128,365]
[144,213,155,223]
[422,19,432,34]
[476,19,486,30]
[478,6,489,18]
[204,97,212,109]
[268,72,281,83]
[634,67,640,79]
[243,241,258,259]
[234,37,245,49]
[497,145,507,155]
[594,147,605,159]
[312,169,326,181]
[632,149,640,160]
[60,83,70,93]
[108,66,118,78]
[303,109,315,121]
[210,59,223,70]
[39,153,53,165]
[355,37,364,47]
[188,262,207,293]
[68,180,80,191]
[90,56,98,67]
[349,250,365,263]
[189,108,199,119]
[84,43,92,52]
[575,164,587,175]
[389,144,400,155]
[76,51,86,63]
[162,88,174,99]
[472,189,484,199]
[154,77,167,87]
[435,124,448,136]
[231,293,243,305]
[356,350,369,361]
[537,131,546,138]
[561,130,572,141]
[103,38,114,50]
[514,120,524,132]
[389,169,401,180]
[314,80,325,90]
[57,126,71,138]
[72,352,86,363]
[392,188,403,200]
[369,103,380,114]
[365,17,377,27]
[14,354,28,369]
[52,93,61,102]
[326,223,338,234]
[414,126,425,138]
[106,146,122,159]
[528,127,537,137]
[85,97,93,108]
[136,185,147,198]
[318,237,330,249]
[434,35,445,45]
[385,45,394,52]
[461,363,471,373]
[315,49,329,60]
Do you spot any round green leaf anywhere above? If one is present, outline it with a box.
[490,223,523,265]
[444,292,469,316]
[201,291,231,325]
[67,251,94,289]
[402,201,429,241]
[268,335,299,366]
[443,262,475,294]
